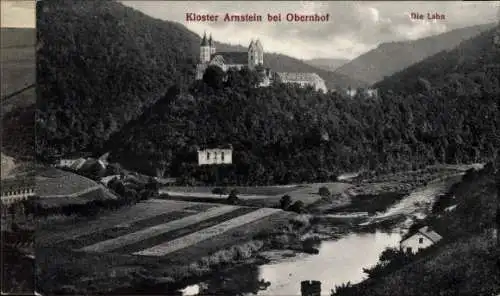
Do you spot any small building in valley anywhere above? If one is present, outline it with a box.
[1,177,36,205]
[400,226,442,254]
[345,88,378,98]
[274,72,327,93]
[197,146,233,166]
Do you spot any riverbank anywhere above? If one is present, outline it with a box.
[332,163,499,296]
[167,172,465,294]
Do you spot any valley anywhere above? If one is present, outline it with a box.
[1,1,498,295]
[34,165,470,295]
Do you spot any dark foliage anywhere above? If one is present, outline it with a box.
[35,0,199,159]
[227,189,239,204]
[318,186,331,197]
[212,187,229,197]
[288,200,305,213]
[279,195,292,210]
[1,105,35,160]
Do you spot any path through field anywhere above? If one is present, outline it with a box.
[42,199,286,261]
[37,199,203,245]
[79,205,240,253]
[135,208,281,256]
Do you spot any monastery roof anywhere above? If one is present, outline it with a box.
[211,52,247,65]
[275,72,323,82]
[401,226,443,243]
[249,39,263,50]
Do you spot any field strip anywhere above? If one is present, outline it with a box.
[79,205,239,253]
[134,208,281,257]
[58,211,196,250]
[110,207,256,254]
[38,199,195,246]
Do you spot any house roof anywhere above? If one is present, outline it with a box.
[275,72,323,82]
[211,52,247,65]
[401,226,443,244]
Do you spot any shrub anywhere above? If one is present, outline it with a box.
[280,194,292,210]
[212,187,228,197]
[318,186,331,197]
[289,200,305,213]
[227,189,239,204]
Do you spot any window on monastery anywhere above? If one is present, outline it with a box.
[419,238,424,244]
[406,247,412,253]
[214,152,218,160]
[221,152,225,161]
[207,152,210,160]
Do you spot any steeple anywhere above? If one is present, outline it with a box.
[209,33,216,54]
[201,31,208,46]
[248,39,255,50]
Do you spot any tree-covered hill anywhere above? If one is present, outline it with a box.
[107,33,499,185]
[374,27,500,95]
[335,23,496,85]
[35,0,201,158]
[34,0,364,160]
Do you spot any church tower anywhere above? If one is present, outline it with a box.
[209,34,216,54]
[200,31,211,63]
[248,39,264,69]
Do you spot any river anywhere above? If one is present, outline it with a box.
[179,175,462,296]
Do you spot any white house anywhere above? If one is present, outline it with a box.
[197,147,233,165]
[400,226,442,254]
[57,157,86,169]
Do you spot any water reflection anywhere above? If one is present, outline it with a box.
[255,231,401,296]
[180,264,271,296]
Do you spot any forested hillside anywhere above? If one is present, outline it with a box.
[108,24,499,185]
[35,0,200,159]
[375,27,500,94]
[305,58,349,72]
[34,0,363,160]
[335,23,495,85]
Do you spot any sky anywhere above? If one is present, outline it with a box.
[0,1,497,60]
[1,1,36,28]
[123,1,500,60]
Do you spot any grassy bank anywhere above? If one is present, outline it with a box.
[328,192,407,214]
[332,164,499,296]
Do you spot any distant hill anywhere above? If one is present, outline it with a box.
[304,58,349,72]
[374,27,500,94]
[1,28,36,110]
[1,28,36,161]
[0,28,35,48]
[335,23,496,85]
